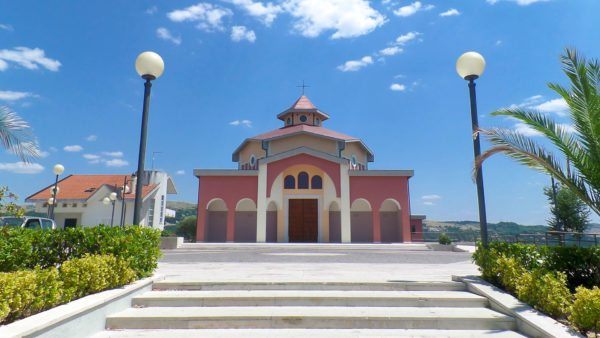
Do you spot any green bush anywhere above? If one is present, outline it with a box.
[60,254,135,302]
[543,246,600,291]
[515,270,572,319]
[496,256,525,294]
[161,229,176,237]
[0,254,136,325]
[0,225,161,277]
[570,286,600,334]
[438,234,452,245]
[176,216,197,242]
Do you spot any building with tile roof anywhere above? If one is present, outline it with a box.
[194,95,425,243]
[26,170,177,229]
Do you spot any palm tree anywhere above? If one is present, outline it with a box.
[0,106,39,162]
[475,48,600,216]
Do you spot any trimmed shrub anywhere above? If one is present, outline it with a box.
[161,229,176,237]
[0,254,136,325]
[0,225,161,277]
[496,256,525,294]
[438,234,452,245]
[176,216,197,242]
[570,286,600,334]
[543,246,600,291]
[515,270,571,319]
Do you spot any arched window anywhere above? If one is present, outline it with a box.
[311,175,322,189]
[284,175,295,189]
[298,172,309,189]
[315,118,320,126]
[286,117,291,125]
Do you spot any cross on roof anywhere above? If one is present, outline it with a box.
[297,80,310,94]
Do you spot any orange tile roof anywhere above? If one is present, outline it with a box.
[26,175,157,201]
[249,124,358,141]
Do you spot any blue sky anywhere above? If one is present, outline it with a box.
[0,0,598,225]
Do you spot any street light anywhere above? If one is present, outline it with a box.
[456,51,488,247]
[103,191,118,227]
[133,51,164,226]
[48,164,64,220]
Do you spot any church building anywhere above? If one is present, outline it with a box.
[194,95,425,243]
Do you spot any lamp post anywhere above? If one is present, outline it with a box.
[133,51,164,226]
[456,51,489,247]
[48,164,64,220]
[119,178,130,227]
[103,191,118,227]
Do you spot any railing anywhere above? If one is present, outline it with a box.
[413,230,600,247]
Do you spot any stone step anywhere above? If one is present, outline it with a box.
[133,290,488,308]
[152,281,467,291]
[94,328,527,337]
[106,306,516,330]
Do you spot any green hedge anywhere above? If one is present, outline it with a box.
[0,225,161,277]
[0,254,135,324]
[473,242,600,334]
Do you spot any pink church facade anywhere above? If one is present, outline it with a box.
[194,95,425,243]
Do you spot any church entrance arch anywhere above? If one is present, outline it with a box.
[234,198,257,242]
[380,199,402,242]
[351,198,373,243]
[206,198,227,242]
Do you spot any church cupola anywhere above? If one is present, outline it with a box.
[277,95,330,128]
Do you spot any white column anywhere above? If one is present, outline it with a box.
[256,163,268,242]
[340,163,351,243]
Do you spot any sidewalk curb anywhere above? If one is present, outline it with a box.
[453,275,582,338]
[0,275,164,338]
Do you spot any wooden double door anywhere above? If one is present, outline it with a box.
[288,199,318,242]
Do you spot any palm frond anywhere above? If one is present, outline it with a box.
[0,106,40,163]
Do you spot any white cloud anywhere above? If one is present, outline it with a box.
[64,145,83,152]
[0,47,61,71]
[49,146,57,152]
[230,119,253,127]
[0,90,34,101]
[396,31,421,45]
[146,6,157,14]
[231,26,257,42]
[0,24,13,31]
[34,149,49,158]
[176,170,185,175]
[495,40,502,46]
[558,124,576,134]
[157,27,182,45]
[422,194,441,200]
[105,158,128,167]
[439,8,460,17]
[390,83,406,91]
[379,46,402,56]
[423,201,435,206]
[167,3,233,31]
[102,151,123,157]
[0,162,44,174]
[393,1,434,17]
[283,0,386,39]
[394,74,405,78]
[487,0,548,5]
[86,134,97,142]
[83,154,101,163]
[514,123,543,137]
[533,98,568,116]
[225,0,283,26]
[337,56,373,72]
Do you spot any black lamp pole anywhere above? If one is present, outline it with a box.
[133,76,154,226]
[120,176,128,227]
[466,76,489,247]
[49,174,59,220]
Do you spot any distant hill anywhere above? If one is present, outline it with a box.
[423,220,549,241]
[165,201,197,225]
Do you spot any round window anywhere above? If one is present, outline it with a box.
[250,155,256,166]
[299,115,307,123]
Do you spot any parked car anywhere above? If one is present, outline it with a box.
[0,216,57,230]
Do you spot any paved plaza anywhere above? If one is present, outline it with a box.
[156,243,480,283]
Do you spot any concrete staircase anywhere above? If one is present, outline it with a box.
[96,281,527,337]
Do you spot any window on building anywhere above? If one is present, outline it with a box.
[284,175,295,189]
[315,118,320,126]
[250,155,256,166]
[160,195,165,225]
[286,117,291,125]
[311,175,322,189]
[299,115,307,123]
[148,198,155,227]
[298,172,309,189]
[351,155,357,166]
